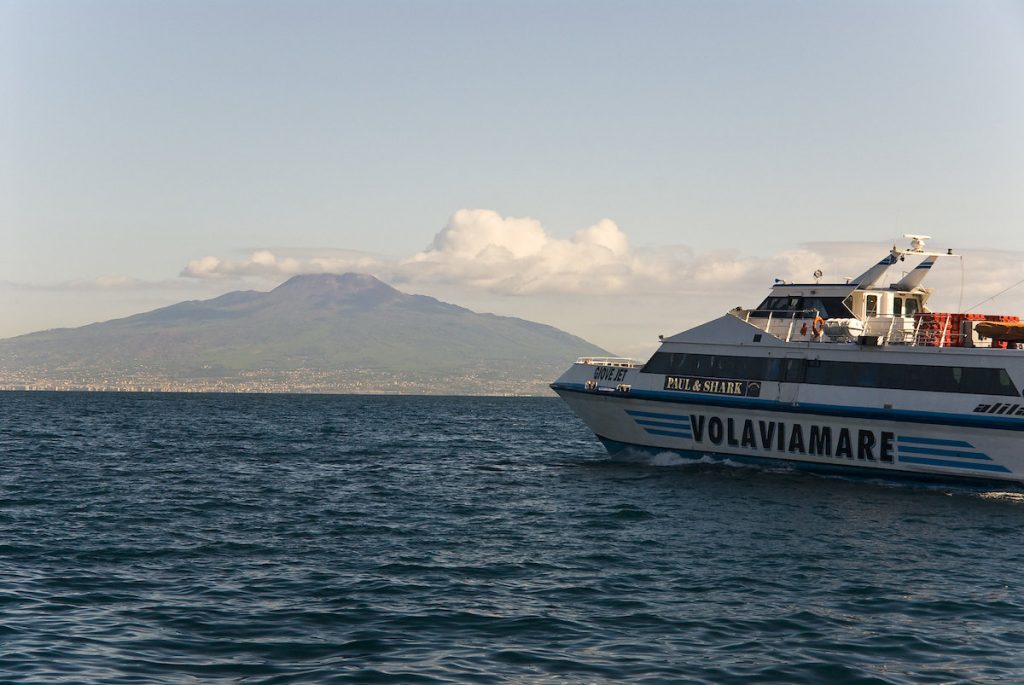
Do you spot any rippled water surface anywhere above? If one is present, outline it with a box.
[2,391,1024,683]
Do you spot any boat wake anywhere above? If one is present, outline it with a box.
[609,448,689,467]
[611,448,788,473]
[607,448,1024,498]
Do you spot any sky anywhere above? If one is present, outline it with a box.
[3,0,1024,357]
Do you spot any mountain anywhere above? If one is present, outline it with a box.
[0,274,611,394]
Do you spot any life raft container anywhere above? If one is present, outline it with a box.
[975,321,1024,343]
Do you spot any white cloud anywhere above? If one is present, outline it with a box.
[181,248,384,280]
[175,210,1024,317]
[400,209,641,294]
[178,209,786,295]
[181,255,224,278]
[181,209,660,293]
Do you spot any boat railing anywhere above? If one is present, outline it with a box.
[732,308,822,342]
[911,315,950,347]
[909,313,984,348]
[733,308,925,346]
[575,357,642,368]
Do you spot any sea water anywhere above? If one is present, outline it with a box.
[1,392,1023,683]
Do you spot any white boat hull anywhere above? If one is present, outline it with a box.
[554,238,1024,486]
[554,385,1024,485]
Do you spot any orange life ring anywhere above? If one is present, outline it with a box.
[812,315,825,337]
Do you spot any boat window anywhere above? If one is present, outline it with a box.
[857,363,883,389]
[893,297,903,317]
[757,296,804,312]
[865,295,878,317]
[904,298,920,317]
[782,358,805,383]
[641,352,777,380]
[803,360,826,384]
[803,297,855,319]
[640,351,1020,396]
[754,296,852,318]
[640,352,671,374]
[800,361,1020,396]
[905,365,934,392]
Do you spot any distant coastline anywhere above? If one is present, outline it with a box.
[0,367,558,396]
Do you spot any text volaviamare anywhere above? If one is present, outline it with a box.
[689,414,896,462]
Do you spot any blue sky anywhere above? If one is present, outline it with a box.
[3,1,1024,354]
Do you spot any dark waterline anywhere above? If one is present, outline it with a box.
[2,391,1023,684]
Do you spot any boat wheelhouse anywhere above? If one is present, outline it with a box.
[552,236,1024,485]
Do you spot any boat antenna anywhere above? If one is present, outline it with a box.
[964,272,1024,313]
[958,254,965,314]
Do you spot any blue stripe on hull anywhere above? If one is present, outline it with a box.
[897,436,973,448]
[552,383,1024,431]
[643,428,693,439]
[596,437,1018,487]
[897,456,1010,473]
[634,419,692,430]
[626,410,691,423]
[898,446,992,461]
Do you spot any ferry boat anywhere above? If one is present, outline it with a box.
[551,236,1024,485]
